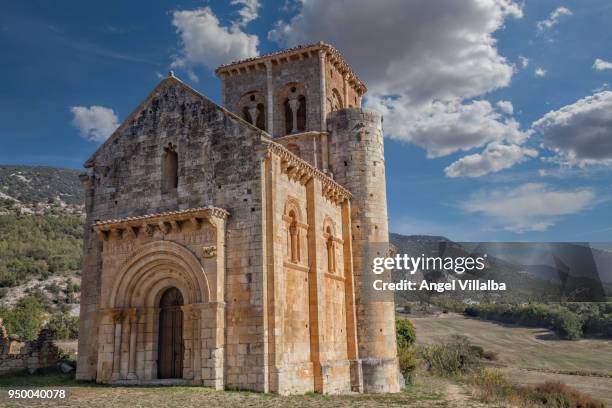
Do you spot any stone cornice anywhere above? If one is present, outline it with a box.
[93,207,228,240]
[263,139,351,205]
[215,42,367,96]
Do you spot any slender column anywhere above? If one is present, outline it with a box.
[319,50,327,131]
[320,133,328,173]
[126,308,138,380]
[265,61,274,135]
[190,306,201,383]
[341,200,362,392]
[343,73,349,108]
[111,310,123,380]
[288,97,299,133]
[248,105,259,126]
[306,178,323,392]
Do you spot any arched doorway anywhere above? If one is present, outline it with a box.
[158,287,184,379]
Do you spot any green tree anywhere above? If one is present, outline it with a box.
[45,312,79,339]
[1,296,46,340]
[396,318,416,349]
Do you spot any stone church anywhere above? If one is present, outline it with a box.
[76,42,400,395]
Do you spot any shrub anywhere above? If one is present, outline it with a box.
[45,312,79,340]
[482,350,498,361]
[470,369,512,403]
[470,371,605,408]
[397,345,417,383]
[551,310,583,340]
[465,303,586,340]
[0,295,46,340]
[532,381,605,408]
[420,335,481,377]
[396,318,417,384]
[396,318,416,349]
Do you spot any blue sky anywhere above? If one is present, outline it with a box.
[1,0,611,241]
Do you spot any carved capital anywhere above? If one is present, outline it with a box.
[111,309,124,324]
[202,245,217,259]
[184,305,201,321]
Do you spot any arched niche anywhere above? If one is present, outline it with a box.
[237,91,266,131]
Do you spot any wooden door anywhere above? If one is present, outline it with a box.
[158,287,184,379]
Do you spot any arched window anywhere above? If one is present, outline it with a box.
[281,84,306,135]
[326,226,335,273]
[238,92,266,131]
[162,143,178,192]
[288,210,300,263]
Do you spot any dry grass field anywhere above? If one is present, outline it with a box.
[0,375,496,408]
[409,313,612,405]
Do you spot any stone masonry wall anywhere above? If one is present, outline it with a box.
[0,330,61,376]
[77,77,268,388]
[327,108,400,393]
[262,150,355,394]
[221,55,324,138]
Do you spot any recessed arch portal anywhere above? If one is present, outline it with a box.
[109,240,211,309]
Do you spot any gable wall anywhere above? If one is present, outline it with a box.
[77,79,268,384]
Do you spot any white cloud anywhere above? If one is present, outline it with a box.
[70,106,119,142]
[371,99,530,158]
[519,55,529,69]
[171,6,259,74]
[536,7,572,32]
[497,100,514,114]
[461,183,595,232]
[533,91,612,166]
[231,0,261,27]
[535,67,547,77]
[445,142,538,178]
[269,0,527,165]
[593,58,612,71]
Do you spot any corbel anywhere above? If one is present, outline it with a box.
[189,217,201,230]
[158,221,170,234]
[169,220,181,233]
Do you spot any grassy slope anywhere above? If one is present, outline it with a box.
[409,313,612,404]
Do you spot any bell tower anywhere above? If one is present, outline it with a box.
[215,42,366,172]
[216,43,400,393]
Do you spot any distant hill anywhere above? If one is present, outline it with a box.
[0,165,84,311]
[0,165,84,215]
[389,233,610,303]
